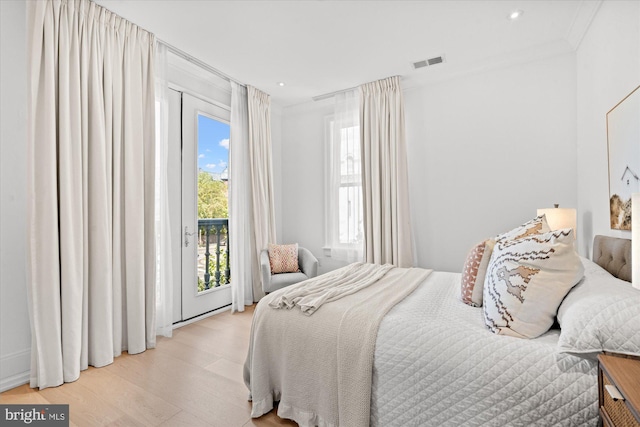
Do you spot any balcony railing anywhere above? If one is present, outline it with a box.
[197,218,229,291]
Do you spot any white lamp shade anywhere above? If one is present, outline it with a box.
[537,207,577,239]
[633,193,639,290]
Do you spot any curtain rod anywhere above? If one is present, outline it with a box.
[158,39,246,88]
[312,75,404,102]
[312,87,358,102]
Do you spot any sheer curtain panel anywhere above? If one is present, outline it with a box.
[230,82,255,311]
[154,41,173,337]
[27,0,156,389]
[247,86,277,301]
[360,76,414,267]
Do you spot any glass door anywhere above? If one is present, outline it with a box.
[181,93,232,320]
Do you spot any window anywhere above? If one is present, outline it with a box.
[335,123,362,244]
[325,115,363,262]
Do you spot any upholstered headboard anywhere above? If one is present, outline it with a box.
[592,235,632,282]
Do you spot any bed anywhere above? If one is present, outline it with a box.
[244,233,637,427]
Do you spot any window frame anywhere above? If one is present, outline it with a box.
[323,115,363,257]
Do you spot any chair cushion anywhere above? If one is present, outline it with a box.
[266,272,309,293]
[268,243,300,274]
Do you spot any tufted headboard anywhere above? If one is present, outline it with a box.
[592,235,632,282]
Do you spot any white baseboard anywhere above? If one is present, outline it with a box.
[0,370,30,392]
[0,348,30,392]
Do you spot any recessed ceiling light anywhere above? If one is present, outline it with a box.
[508,9,524,20]
[278,82,285,87]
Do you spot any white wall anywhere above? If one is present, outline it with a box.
[406,53,578,272]
[279,53,578,273]
[271,106,283,238]
[576,1,640,257]
[279,100,344,274]
[0,0,31,391]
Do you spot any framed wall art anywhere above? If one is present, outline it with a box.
[607,85,639,231]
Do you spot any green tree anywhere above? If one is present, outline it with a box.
[198,171,228,219]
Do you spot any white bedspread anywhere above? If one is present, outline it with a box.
[371,271,598,427]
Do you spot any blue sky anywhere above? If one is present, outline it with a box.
[197,114,229,174]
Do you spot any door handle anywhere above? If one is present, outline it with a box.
[184,226,196,247]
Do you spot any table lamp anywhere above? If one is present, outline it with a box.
[537,204,577,240]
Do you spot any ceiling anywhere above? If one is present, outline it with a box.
[94,0,601,108]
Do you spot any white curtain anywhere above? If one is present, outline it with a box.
[27,0,156,389]
[154,41,173,337]
[247,86,277,301]
[229,82,255,311]
[360,76,414,267]
[326,89,363,262]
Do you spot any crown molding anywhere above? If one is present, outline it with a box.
[566,0,603,50]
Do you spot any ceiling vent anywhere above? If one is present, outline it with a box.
[413,55,445,70]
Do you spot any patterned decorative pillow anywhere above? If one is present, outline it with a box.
[268,243,299,274]
[483,229,584,339]
[460,239,496,307]
[459,216,550,308]
[495,215,551,243]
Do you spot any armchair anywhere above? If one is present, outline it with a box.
[260,246,319,293]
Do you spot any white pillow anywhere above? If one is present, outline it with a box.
[557,257,640,356]
[483,229,584,339]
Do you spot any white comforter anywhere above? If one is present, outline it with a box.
[371,271,598,427]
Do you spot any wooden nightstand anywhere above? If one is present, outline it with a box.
[598,354,640,427]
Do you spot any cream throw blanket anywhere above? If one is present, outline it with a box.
[244,264,432,427]
[268,262,394,315]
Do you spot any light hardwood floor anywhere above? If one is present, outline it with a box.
[0,305,297,427]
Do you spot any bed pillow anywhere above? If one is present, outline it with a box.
[495,215,551,243]
[483,229,584,339]
[459,216,550,308]
[268,243,299,274]
[461,239,496,307]
[557,257,640,356]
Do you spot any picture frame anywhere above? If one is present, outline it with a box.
[607,85,639,231]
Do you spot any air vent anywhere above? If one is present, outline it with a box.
[412,60,429,69]
[412,55,445,70]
